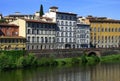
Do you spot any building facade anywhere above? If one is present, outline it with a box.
[76,24,90,48]
[0,14,2,20]
[0,23,26,50]
[10,18,57,50]
[89,17,120,48]
[44,6,77,49]
[4,12,35,23]
[0,23,19,36]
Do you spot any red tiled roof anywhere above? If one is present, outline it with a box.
[0,36,26,39]
[24,19,56,24]
[0,23,19,27]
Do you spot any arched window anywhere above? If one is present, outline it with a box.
[66,21,68,25]
[61,21,64,25]
[41,37,44,43]
[32,36,35,43]
[37,37,39,43]
[49,37,51,43]
[45,37,48,43]
[69,22,72,26]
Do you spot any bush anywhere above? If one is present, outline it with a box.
[71,57,80,64]
[0,53,16,69]
[81,55,88,64]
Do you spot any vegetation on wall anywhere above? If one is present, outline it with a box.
[0,50,120,70]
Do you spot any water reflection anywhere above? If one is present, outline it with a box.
[0,63,120,81]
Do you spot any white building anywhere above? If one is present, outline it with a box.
[0,14,2,20]
[44,6,77,49]
[76,24,90,48]
[10,18,57,50]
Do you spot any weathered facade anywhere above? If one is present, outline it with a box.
[0,23,26,50]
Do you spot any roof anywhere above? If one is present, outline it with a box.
[0,23,19,27]
[24,19,56,24]
[56,12,77,15]
[77,24,90,26]
[5,14,34,18]
[0,36,26,39]
[50,6,58,9]
[89,19,120,23]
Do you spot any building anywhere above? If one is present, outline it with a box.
[88,16,120,48]
[76,24,90,48]
[0,23,26,50]
[0,23,19,36]
[77,16,90,24]
[0,14,2,20]
[44,6,77,49]
[10,18,57,50]
[4,12,35,23]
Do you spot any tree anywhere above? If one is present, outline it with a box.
[39,4,44,17]
[0,19,6,23]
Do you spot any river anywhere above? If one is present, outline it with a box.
[0,63,120,81]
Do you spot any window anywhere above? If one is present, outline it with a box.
[66,38,68,42]
[66,21,68,25]
[98,27,100,32]
[94,28,96,32]
[37,29,39,34]
[70,27,72,31]
[45,37,48,43]
[41,37,44,43]
[66,32,67,36]
[61,21,64,25]
[53,37,55,42]
[32,29,35,34]
[69,22,72,26]
[32,36,35,43]
[37,37,39,43]
[70,32,71,37]
[70,38,71,42]
[28,29,31,34]
[57,38,59,42]
[61,38,63,42]
[49,37,51,43]
[65,27,67,31]
[27,36,30,42]
[61,27,63,31]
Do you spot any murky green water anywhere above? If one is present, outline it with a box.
[0,63,120,81]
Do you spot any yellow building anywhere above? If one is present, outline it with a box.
[88,17,120,48]
[0,36,26,50]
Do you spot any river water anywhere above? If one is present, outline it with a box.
[0,63,120,81]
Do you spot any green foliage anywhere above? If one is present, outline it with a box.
[16,56,26,68]
[101,54,120,63]
[71,57,81,64]
[0,19,6,23]
[81,55,88,64]
[16,53,37,68]
[37,57,57,66]
[0,53,16,69]
[39,4,44,17]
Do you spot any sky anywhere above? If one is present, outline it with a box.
[0,0,120,19]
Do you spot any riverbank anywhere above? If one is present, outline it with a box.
[0,50,120,70]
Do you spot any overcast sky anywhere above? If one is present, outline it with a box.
[0,0,120,19]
